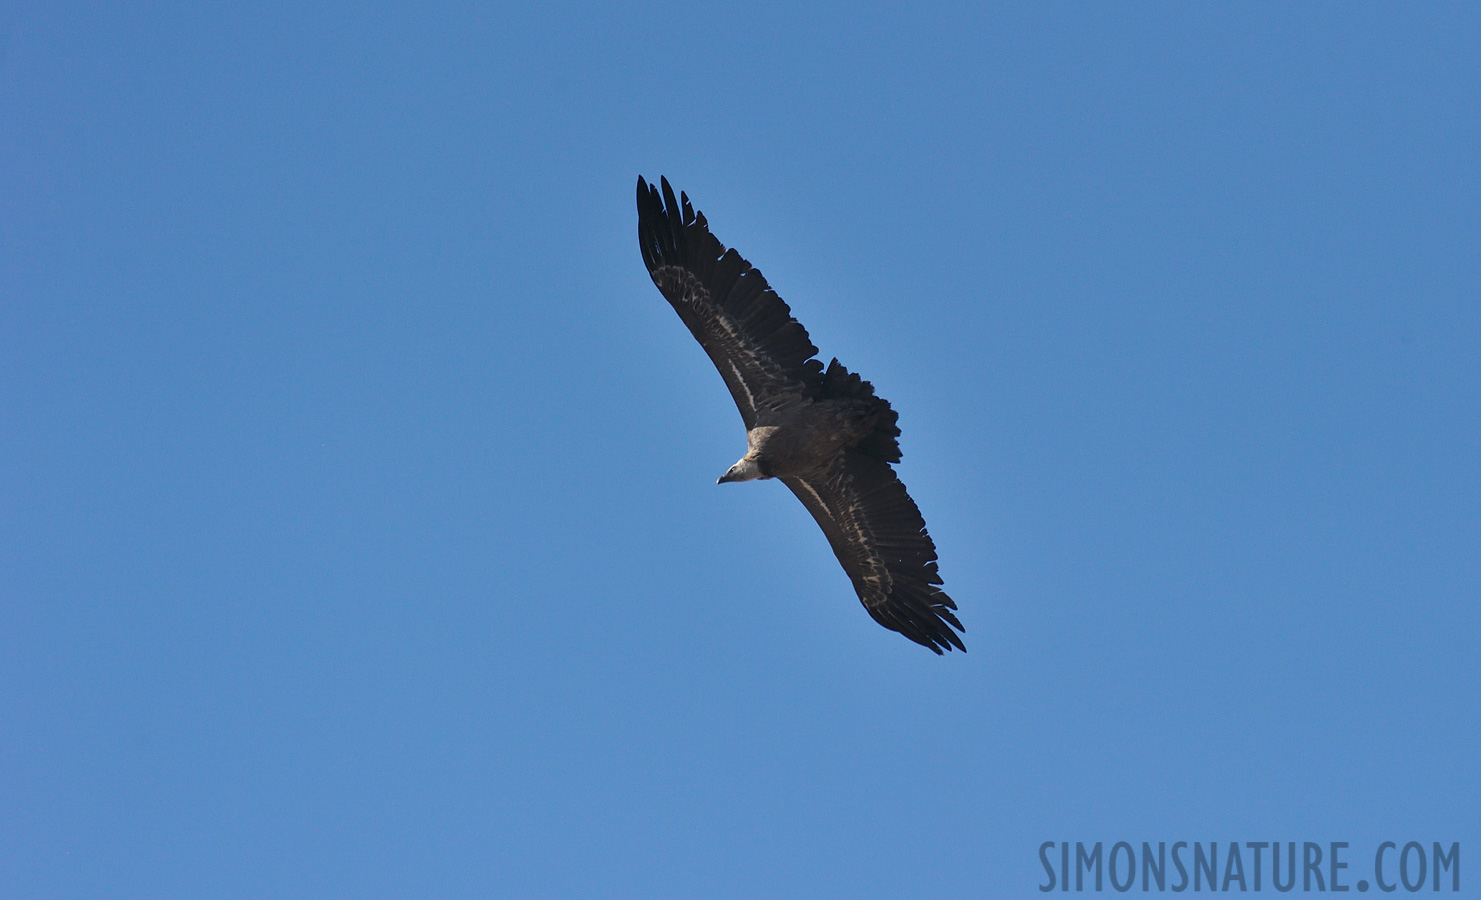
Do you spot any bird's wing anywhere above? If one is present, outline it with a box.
[781,450,965,653]
[637,176,824,429]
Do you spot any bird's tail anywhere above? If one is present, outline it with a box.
[818,358,902,463]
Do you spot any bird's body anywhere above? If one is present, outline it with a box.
[722,401,881,483]
[636,176,965,653]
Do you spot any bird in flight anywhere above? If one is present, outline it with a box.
[636,176,965,653]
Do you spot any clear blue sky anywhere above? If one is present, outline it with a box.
[3,3,1477,897]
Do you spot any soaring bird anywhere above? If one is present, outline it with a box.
[636,177,965,653]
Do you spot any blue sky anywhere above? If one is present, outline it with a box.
[3,2,1477,897]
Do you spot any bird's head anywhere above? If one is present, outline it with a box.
[717,456,765,484]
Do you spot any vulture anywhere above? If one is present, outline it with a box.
[635,176,965,653]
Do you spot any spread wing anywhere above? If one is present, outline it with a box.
[637,176,825,428]
[782,451,965,654]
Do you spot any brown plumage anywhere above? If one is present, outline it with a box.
[636,176,965,654]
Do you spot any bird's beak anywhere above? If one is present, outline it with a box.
[717,470,735,484]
